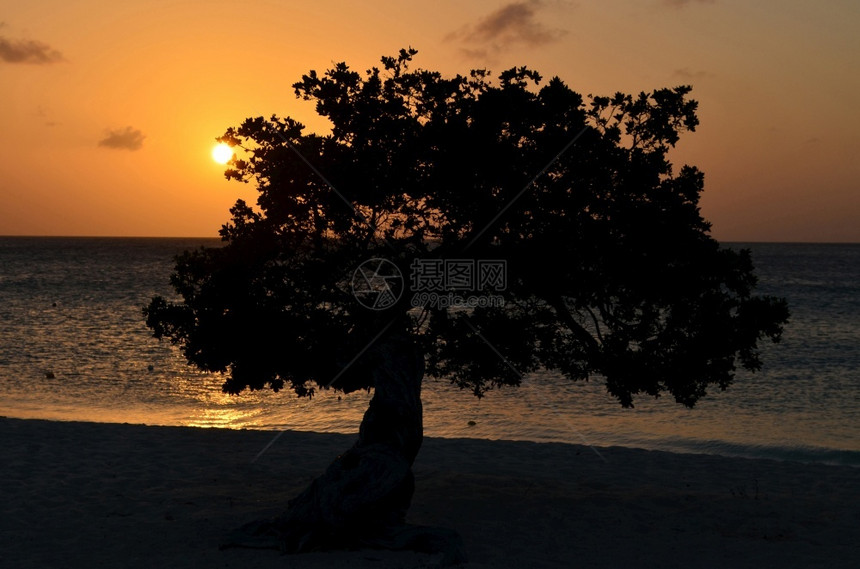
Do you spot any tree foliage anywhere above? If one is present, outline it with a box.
[145,48,788,408]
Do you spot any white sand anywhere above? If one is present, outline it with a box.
[1,417,858,568]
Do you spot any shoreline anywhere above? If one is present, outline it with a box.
[2,417,859,568]
[3,409,858,469]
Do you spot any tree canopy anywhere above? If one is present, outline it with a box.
[145,48,789,408]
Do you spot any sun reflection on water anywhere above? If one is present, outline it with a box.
[183,405,264,429]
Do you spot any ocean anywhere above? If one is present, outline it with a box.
[1,237,858,466]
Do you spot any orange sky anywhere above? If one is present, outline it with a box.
[1,0,858,242]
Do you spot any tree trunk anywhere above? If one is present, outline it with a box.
[222,335,467,565]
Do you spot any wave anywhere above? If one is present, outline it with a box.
[649,436,860,468]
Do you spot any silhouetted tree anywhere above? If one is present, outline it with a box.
[145,48,788,561]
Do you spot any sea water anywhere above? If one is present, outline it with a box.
[1,237,858,466]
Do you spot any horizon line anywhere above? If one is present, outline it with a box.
[1,235,859,245]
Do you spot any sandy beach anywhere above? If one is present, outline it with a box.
[1,417,857,568]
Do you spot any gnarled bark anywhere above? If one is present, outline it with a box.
[222,336,467,565]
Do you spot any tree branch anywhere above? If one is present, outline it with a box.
[549,295,601,356]
[585,306,604,343]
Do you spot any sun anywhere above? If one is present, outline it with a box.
[211,143,233,164]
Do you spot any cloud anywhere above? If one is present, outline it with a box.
[673,67,713,80]
[662,0,716,8]
[98,127,146,151]
[0,35,65,64]
[35,105,60,127]
[447,0,567,58]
